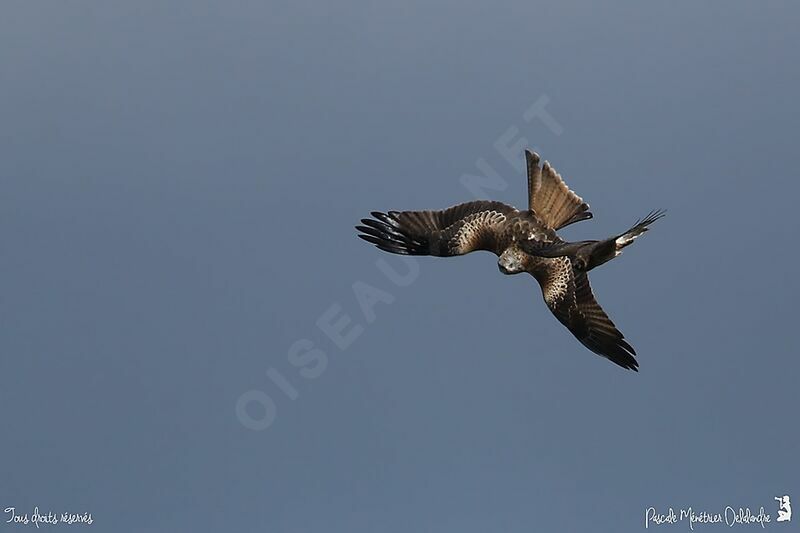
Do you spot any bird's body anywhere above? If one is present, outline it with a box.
[356,150,663,371]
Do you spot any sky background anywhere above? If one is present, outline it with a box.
[1,1,798,532]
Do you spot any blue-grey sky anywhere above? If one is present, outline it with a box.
[1,1,798,532]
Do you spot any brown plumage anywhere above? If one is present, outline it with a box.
[356,150,663,371]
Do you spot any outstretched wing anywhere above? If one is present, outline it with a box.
[526,150,592,230]
[536,257,638,370]
[357,200,517,256]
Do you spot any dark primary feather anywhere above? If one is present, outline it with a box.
[620,209,667,240]
[356,212,427,255]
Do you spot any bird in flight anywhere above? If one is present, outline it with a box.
[356,150,664,371]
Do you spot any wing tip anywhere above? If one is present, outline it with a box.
[578,328,639,371]
[610,342,639,371]
[598,343,638,371]
[634,209,667,228]
[356,211,429,255]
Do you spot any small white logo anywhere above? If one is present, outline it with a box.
[775,495,791,523]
